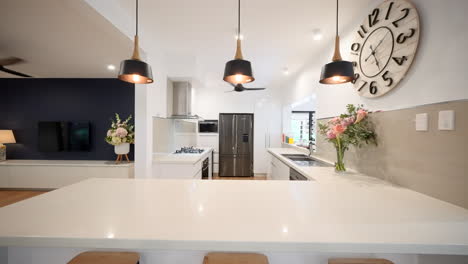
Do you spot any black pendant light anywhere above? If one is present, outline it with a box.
[319,0,354,84]
[223,0,255,85]
[118,0,154,84]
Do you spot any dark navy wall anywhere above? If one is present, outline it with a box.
[1,78,135,160]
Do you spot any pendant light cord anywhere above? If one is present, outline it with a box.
[336,0,338,37]
[238,0,241,38]
[136,0,139,36]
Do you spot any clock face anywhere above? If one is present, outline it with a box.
[350,0,420,98]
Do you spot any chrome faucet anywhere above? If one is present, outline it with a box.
[308,140,313,156]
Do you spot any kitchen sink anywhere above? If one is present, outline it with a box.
[281,154,333,167]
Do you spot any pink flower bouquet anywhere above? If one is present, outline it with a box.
[318,104,376,172]
[105,113,135,146]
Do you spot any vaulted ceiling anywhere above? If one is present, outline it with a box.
[0,0,378,88]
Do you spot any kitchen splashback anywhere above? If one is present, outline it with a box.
[315,100,468,209]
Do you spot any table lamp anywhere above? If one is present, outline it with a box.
[0,130,16,161]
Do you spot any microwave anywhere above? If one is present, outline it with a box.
[199,120,218,133]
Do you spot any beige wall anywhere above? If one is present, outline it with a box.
[315,100,468,209]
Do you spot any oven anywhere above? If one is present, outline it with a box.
[202,157,209,179]
[198,120,218,133]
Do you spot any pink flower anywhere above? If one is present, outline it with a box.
[355,109,368,123]
[341,116,355,127]
[333,124,346,136]
[326,130,336,139]
[115,127,128,138]
[328,117,341,125]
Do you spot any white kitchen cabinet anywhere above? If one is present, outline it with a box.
[152,149,213,179]
[152,76,173,118]
[254,99,282,174]
[268,154,289,181]
[0,160,134,189]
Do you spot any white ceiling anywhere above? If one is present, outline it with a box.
[0,0,133,78]
[0,0,378,87]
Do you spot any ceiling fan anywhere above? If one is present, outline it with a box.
[0,57,32,77]
[226,83,266,93]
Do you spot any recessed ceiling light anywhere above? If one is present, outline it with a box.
[282,67,290,75]
[312,28,323,41]
[107,64,116,71]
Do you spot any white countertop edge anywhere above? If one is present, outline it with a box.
[1,237,467,255]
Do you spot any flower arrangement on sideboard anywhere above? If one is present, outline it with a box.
[105,113,134,163]
[318,104,377,172]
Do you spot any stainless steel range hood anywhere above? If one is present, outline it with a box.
[170,81,202,120]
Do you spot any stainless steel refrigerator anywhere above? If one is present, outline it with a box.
[219,113,254,177]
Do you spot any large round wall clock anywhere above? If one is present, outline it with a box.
[350,0,420,98]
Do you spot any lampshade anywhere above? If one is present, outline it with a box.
[117,0,154,84]
[0,130,16,144]
[318,0,354,85]
[319,60,354,84]
[118,59,154,84]
[223,59,255,84]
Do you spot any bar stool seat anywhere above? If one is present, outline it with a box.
[329,258,394,264]
[68,251,140,264]
[203,252,269,264]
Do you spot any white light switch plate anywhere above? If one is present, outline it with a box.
[438,110,455,130]
[415,113,428,131]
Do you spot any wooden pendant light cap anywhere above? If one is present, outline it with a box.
[131,35,141,61]
[332,35,343,61]
[234,39,244,60]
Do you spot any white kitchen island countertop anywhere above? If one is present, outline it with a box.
[0,174,468,254]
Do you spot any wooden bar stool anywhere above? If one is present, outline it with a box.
[203,252,269,264]
[329,258,394,264]
[68,251,140,264]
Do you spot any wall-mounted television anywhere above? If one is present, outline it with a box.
[38,122,91,152]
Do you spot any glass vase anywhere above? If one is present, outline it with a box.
[334,138,346,172]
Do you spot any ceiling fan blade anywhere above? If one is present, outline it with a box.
[0,66,33,77]
[0,57,24,66]
[243,88,266,91]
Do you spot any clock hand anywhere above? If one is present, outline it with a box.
[373,53,381,70]
[373,31,390,52]
[365,45,376,62]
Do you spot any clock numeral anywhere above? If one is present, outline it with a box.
[368,8,380,27]
[392,56,408,66]
[382,71,394,87]
[352,61,358,67]
[358,25,368,38]
[351,43,361,52]
[358,81,368,92]
[385,2,394,20]
[392,8,410,28]
[369,81,378,95]
[351,73,360,84]
[396,28,416,44]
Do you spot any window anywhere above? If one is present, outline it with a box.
[290,111,315,148]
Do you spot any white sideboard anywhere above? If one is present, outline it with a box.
[0,160,134,189]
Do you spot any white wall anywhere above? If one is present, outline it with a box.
[280,0,468,119]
